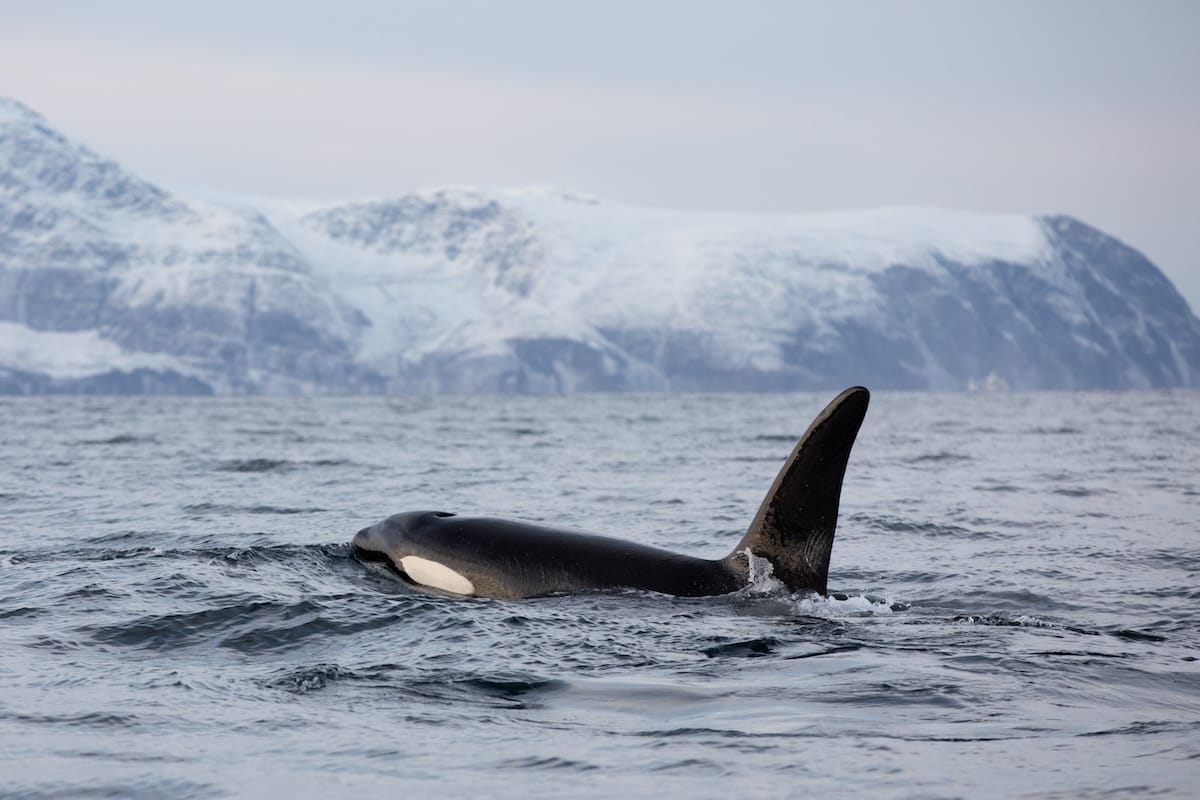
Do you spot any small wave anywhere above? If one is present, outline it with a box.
[975,482,1023,493]
[59,585,130,601]
[814,681,970,710]
[702,637,779,658]
[13,779,220,800]
[0,542,324,566]
[1050,486,1111,498]
[268,663,361,693]
[869,569,958,585]
[182,502,327,515]
[85,598,295,650]
[1145,548,1200,572]
[702,637,862,661]
[1110,629,1168,643]
[77,434,160,445]
[214,457,354,473]
[905,451,973,464]
[27,635,90,653]
[233,427,310,442]
[849,513,977,539]
[395,674,567,709]
[247,504,328,515]
[496,756,600,772]
[953,613,1062,629]
[497,426,547,437]
[216,458,291,473]
[752,433,797,443]
[385,398,434,415]
[85,530,157,545]
[0,606,44,620]
[1028,650,1131,660]
[631,727,755,739]
[649,758,725,774]
[99,546,164,562]
[1079,720,1200,738]
[56,750,191,765]
[196,542,350,565]
[458,675,564,697]
[958,586,1092,614]
[3,710,140,728]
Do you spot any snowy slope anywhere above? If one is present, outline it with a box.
[0,97,374,393]
[0,320,210,394]
[2,96,1198,394]
[285,187,1198,392]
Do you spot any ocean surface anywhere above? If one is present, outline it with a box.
[0,390,1197,799]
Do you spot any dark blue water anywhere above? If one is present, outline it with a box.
[1,391,1197,798]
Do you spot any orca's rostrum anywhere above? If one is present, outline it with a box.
[353,387,869,599]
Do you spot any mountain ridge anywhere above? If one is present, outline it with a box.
[2,96,1197,394]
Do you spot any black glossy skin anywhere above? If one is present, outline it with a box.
[353,386,870,599]
[354,511,745,598]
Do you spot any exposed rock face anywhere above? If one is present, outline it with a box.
[2,97,1198,394]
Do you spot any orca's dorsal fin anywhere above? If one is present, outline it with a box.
[729,386,870,595]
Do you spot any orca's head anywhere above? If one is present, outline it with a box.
[352,511,475,596]
[351,522,391,565]
[351,511,457,568]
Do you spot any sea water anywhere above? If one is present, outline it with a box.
[0,391,1197,798]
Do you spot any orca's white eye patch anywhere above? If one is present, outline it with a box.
[399,556,475,595]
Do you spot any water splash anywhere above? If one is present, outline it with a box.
[737,548,787,596]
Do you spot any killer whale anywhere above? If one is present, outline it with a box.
[352,386,869,599]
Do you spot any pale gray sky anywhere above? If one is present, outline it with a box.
[2,0,1197,309]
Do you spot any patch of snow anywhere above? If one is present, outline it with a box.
[258,187,1055,374]
[0,321,192,379]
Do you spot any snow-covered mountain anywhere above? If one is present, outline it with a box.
[0,98,374,395]
[2,97,1198,394]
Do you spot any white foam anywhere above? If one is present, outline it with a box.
[792,593,898,617]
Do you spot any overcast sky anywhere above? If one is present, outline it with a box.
[2,0,1197,309]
